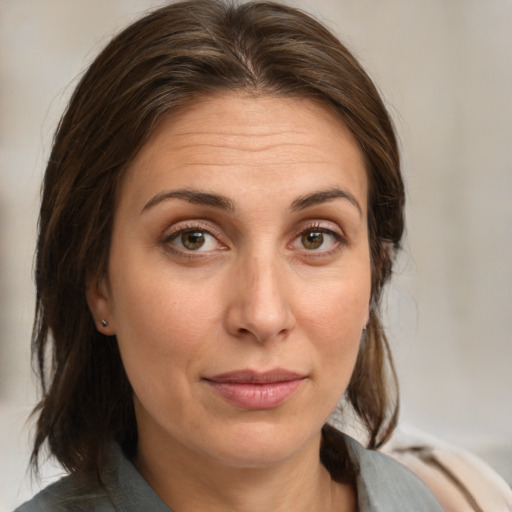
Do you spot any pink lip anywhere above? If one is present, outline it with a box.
[203,369,305,410]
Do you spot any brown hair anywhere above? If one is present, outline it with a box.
[32,0,403,476]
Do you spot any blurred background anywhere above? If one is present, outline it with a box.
[1,0,511,509]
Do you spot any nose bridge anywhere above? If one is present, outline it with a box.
[248,252,283,309]
[227,247,294,342]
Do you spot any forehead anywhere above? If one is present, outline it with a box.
[120,93,368,212]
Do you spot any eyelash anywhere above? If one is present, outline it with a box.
[161,221,347,260]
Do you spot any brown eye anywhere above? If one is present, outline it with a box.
[167,228,220,252]
[181,231,206,250]
[301,231,324,250]
[292,227,343,253]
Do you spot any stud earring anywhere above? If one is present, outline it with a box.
[101,319,109,328]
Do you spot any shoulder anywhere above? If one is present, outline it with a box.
[381,427,512,512]
[13,472,115,512]
[13,444,170,512]
[341,433,446,511]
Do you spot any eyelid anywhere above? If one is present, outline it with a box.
[163,220,223,240]
[294,220,346,241]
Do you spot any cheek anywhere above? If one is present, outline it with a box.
[109,263,231,407]
[110,281,215,420]
[298,266,371,335]
[111,245,218,338]
[296,267,370,378]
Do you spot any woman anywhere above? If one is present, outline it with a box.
[16,1,445,510]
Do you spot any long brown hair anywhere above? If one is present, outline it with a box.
[32,0,404,475]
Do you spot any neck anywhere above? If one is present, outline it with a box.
[135,432,355,512]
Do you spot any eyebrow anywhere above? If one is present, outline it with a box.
[142,188,235,214]
[141,186,362,216]
[290,187,363,217]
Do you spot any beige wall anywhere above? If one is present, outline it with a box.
[1,0,510,508]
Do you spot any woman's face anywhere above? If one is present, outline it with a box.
[88,93,371,469]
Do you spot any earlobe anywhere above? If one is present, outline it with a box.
[86,278,116,335]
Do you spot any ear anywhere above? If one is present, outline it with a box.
[86,277,116,335]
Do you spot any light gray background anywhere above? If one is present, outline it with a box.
[1,0,511,509]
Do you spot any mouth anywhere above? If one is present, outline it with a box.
[203,369,306,410]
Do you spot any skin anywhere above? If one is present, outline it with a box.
[87,93,370,512]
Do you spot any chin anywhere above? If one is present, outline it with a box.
[203,421,320,469]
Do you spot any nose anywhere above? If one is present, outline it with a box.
[224,254,296,344]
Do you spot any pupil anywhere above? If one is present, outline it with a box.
[303,231,323,249]
[182,231,205,250]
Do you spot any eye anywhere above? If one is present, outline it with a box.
[301,231,326,250]
[292,226,344,252]
[167,228,221,252]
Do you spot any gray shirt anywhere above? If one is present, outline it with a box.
[15,434,444,511]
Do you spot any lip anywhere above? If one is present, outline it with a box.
[203,369,305,410]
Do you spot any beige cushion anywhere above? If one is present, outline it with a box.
[381,427,512,512]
